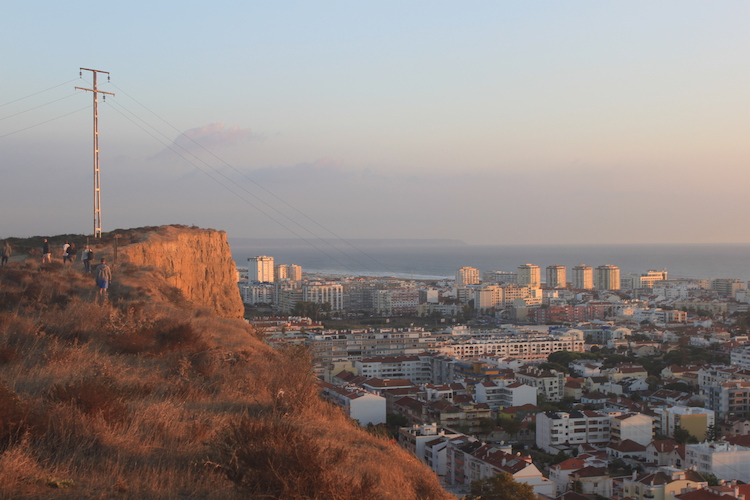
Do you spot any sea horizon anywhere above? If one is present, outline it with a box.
[229,238,750,283]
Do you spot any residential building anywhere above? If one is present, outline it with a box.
[320,382,386,426]
[572,265,594,290]
[595,265,620,291]
[609,412,654,446]
[685,441,750,483]
[546,265,567,288]
[248,255,274,282]
[515,366,566,402]
[456,267,480,286]
[482,270,517,284]
[712,278,745,298]
[621,467,707,500]
[354,355,431,384]
[536,410,610,453]
[445,438,555,496]
[302,281,344,311]
[654,406,715,442]
[518,264,541,288]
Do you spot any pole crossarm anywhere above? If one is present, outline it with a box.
[75,86,115,96]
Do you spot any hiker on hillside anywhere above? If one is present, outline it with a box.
[66,242,77,263]
[42,239,51,263]
[0,241,11,266]
[83,247,94,273]
[95,258,112,299]
[62,241,70,264]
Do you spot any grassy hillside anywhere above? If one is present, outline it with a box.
[0,233,452,499]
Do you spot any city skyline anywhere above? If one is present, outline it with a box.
[2,2,749,245]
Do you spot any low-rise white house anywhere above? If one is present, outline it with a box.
[320,383,386,426]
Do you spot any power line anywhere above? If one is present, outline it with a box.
[0,105,90,140]
[0,92,78,122]
[104,99,363,275]
[107,82,398,275]
[0,78,80,108]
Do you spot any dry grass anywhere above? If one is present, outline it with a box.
[0,233,452,500]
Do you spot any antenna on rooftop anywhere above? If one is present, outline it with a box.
[76,68,115,238]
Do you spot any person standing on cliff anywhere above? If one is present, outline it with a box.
[83,246,94,273]
[42,239,51,263]
[0,241,10,266]
[66,242,77,264]
[95,258,112,300]
[62,241,70,264]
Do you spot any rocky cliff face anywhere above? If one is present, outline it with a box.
[117,226,244,318]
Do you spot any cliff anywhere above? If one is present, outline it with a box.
[116,226,245,319]
[0,225,452,499]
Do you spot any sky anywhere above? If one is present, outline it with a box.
[1,2,749,245]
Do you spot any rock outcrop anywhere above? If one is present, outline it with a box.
[117,226,244,318]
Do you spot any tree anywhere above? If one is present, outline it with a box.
[465,473,536,500]
[673,426,695,445]
[497,417,522,438]
[478,417,496,437]
[705,424,720,442]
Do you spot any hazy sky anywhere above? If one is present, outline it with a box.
[1,2,749,245]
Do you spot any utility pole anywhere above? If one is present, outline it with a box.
[76,68,114,238]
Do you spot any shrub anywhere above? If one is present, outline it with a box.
[46,377,129,424]
[0,382,45,450]
[213,416,375,500]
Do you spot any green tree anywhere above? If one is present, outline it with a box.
[673,426,694,445]
[498,417,522,438]
[706,424,720,442]
[465,473,536,500]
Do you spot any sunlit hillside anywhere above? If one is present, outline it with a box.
[0,226,452,499]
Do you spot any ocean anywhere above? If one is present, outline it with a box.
[228,238,750,283]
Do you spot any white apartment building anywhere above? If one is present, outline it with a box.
[248,255,274,283]
[302,281,344,311]
[546,265,567,288]
[572,265,594,290]
[373,289,420,315]
[731,346,750,369]
[515,366,566,402]
[518,264,541,288]
[536,410,611,453]
[435,329,585,363]
[482,270,517,284]
[240,282,275,305]
[595,265,621,291]
[354,355,431,384]
[473,380,537,410]
[609,412,654,446]
[685,441,750,483]
[456,267,480,286]
[320,384,386,426]
[621,270,669,290]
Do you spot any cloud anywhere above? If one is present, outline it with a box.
[153,123,256,160]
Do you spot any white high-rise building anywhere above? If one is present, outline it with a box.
[546,265,566,288]
[286,264,302,281]
[595,265,620,291]
[456,267,480,285]
[572,265,594,290]
[248,255,274,283]
[518,264,541,288]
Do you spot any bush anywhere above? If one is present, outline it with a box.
[47,377,129,424]
[0,382,45,450]
[214,416,375,500]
